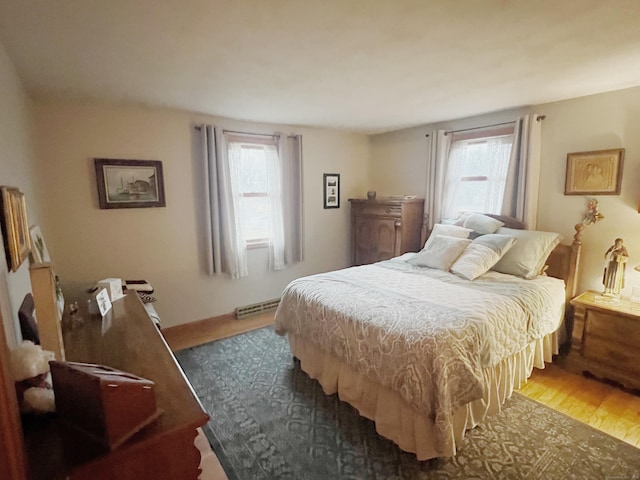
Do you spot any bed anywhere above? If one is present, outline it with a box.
[274,215,582,461]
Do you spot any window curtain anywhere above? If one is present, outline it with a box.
[200,125,303,278]
[501,114,542,229]
[279,134,304,266]
[425,130,451,229]
[264,141,286,270]
[201,125,248,279]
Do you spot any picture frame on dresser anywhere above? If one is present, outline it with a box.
[94,158,166,209]
[0,186,31,272]
[323,173,340,209]
[29,224,51,264]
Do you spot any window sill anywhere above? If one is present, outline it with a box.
[247,241,268,250]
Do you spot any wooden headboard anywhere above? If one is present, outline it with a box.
[424,215,583,306]
[546,224,583,305]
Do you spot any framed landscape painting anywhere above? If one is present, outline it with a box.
[94,158,166,209]
[564,148,624,195]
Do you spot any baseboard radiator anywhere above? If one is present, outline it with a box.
[234,298,280,319]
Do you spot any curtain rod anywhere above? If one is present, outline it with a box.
[194,125,299,138]
[424,115,546,138]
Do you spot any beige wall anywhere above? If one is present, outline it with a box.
[369,107,530,197]
[33,100,371,327]
[536,87,640,295]
[0,42,42,347]
[370,87,640,297]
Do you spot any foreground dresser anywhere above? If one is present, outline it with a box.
[349,197,425,266]
[22,292,209,480]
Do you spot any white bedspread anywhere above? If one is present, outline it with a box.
[274,254,565,446]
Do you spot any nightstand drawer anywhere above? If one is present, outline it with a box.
[583,335,640,374]
[585,310,640,347]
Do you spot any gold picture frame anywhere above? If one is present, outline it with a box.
[565,148,624,195]
[0,187,31,272]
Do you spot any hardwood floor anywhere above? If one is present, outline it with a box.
[165,312,640,479]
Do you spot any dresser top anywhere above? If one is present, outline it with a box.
[571,290,640,318]
[349,196,424,204]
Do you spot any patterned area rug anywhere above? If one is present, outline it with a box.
[176,327,640,480]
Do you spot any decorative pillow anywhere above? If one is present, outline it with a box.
[461,213,504,235]
[409,235,472,271]
[491,227,562,279]
[423,223,472,250]
[450,234,517,280]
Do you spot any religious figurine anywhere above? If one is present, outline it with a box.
[602,238,628,298]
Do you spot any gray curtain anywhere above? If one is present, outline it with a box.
[200,125,248,278]
[280,134,304,266]
[200,125,303,277]
[425,130,451,230]
[501,114,542,229]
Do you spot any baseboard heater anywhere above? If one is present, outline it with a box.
[234,298,280,319]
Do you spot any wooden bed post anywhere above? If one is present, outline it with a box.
[566,223,584,301]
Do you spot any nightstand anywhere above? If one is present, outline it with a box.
[567,290,640,390]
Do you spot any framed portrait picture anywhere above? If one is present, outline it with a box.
[565,148,624,195]
[0,186,31,272]
[323,173,340,209]
[94,158,166,209]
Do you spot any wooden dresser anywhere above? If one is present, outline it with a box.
[567,290,640,390]
[22,292,209,480]
[349,197,425,266]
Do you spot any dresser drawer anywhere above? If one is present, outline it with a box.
[353,204,402,217]
[585,309,640,348]
[583,335,640,374]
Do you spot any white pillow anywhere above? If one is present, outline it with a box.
[423,224,472,250]
[491,227,562,279]
[409,235,472,271]
[451,234,517,280]
[460,213,504,235]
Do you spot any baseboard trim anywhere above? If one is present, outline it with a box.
[162,312,274,352]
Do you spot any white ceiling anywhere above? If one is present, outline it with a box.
[1,0,640,134]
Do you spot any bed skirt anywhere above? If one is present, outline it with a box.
[287,330,560,461]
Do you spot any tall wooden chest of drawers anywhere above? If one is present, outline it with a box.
[349,197,425,266]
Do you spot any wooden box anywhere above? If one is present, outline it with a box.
[49,361,162,450]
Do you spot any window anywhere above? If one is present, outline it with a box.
[442,129,514,220]
[202,125,302,278]
[228,139,280,247]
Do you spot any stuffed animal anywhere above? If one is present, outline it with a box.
[10,341,56,414]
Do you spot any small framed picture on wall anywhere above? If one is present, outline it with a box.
[323,173,340,209]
